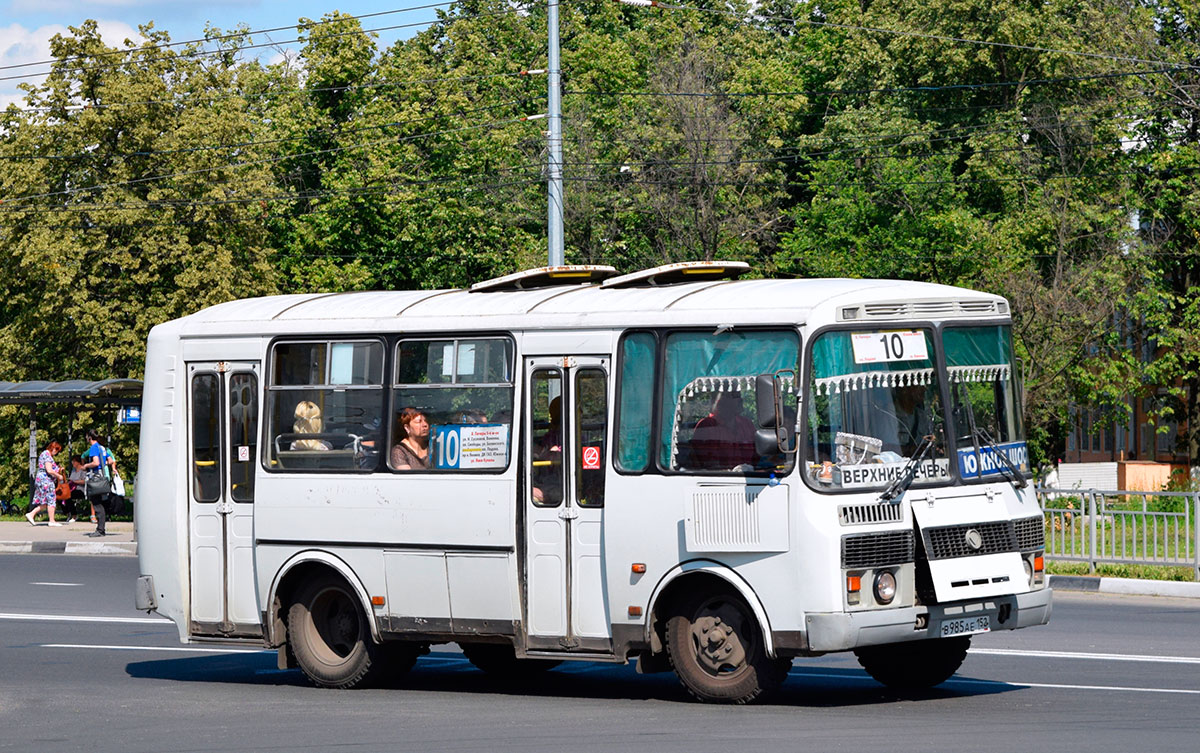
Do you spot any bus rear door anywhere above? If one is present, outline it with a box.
[187,361,262,638]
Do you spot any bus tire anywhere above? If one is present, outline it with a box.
[854,636,971,691]
[288,574,385,689]
[461,643,561,677]
[665,590,788,704]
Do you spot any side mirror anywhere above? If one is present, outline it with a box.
[756,370,798,456]
[755,373,778,429]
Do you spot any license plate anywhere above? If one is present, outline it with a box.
[939,615,990,638]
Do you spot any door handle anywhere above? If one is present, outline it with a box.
[558,507,579,521]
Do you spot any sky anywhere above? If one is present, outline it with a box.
[0,0,442,107]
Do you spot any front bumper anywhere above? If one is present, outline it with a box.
[802,587,1053,653]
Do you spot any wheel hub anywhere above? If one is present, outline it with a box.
[690,604,748,675]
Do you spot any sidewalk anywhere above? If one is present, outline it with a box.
[0,519,136,556]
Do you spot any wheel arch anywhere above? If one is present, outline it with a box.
[645,560,776,658]
[265,550,381,646]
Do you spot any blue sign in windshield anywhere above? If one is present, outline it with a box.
[957,441,1028,479]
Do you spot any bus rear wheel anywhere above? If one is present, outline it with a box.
[854,636,971,691]
[665,591,789,704]
[288,574,390,689]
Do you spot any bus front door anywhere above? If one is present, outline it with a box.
[187,361,262,638]
[523,356,612,653]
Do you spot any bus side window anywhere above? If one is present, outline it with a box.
[576,368,607,507]
[615,332,655,472]
[265,340,385,472]
[529,370,564,505]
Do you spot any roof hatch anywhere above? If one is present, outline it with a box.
[599,261,750,288]
[469,265,618,292]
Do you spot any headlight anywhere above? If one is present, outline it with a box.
[1023,558,1034,587]
[873,570,897,604]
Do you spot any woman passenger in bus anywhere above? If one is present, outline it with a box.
[290,401,332,451]
[391,406,431,470]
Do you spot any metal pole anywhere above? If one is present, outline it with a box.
[1193,492,1199,582]
[1088,491,1098,575]
[27,407,38,508]
[546,0,564,266]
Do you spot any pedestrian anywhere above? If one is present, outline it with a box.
[81,429,117,537]
[65,455,89,524]
[26,439,65,527]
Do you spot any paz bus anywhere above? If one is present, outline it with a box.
[134,262,1051,703]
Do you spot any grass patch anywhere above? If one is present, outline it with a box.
[1046,560,1196,581]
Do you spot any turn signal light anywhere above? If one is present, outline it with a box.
[628,606,643,617]
[631,563,646,574]
[846,574,862,606]
[1033,555,1044,572]
[370,596,385,607]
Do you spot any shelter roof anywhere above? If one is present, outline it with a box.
[0,379,142,405]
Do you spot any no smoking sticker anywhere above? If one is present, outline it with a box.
[237,446,250,462]
[582,446,601,470]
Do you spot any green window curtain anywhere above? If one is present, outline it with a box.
[616,332,656,471]
[811,330,934,379]
[944,326,1013,367]
[658,330,799,468]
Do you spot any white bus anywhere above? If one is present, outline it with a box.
[134,262,1051,703]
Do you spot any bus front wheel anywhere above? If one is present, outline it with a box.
[854,636,970,691]
[288,574,389,689]
[665,591,789,704]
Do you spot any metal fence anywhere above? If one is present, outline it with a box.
[1036,488,1200,580]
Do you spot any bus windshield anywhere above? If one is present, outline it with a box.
[945,325,1030,482]
[805,329,949,491]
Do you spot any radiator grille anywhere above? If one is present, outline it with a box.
[925,521,1016,559]
[839,502,904,526]
[842,530,915,569]
[1014,516,1045,551]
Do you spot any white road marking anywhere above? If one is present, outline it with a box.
[43,643,268,654]
[969,647,1200,665]
[789,671,1200,696]
[29,582,83,587]
[0,612,170,624]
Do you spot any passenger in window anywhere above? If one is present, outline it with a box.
[532,397,563,504]
[391,407,431,470]
[536,397,562,455]
[291,401,332,451]
[691,391,755,470]
[455,409,487,424]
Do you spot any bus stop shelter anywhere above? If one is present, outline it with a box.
[0,379,143,504]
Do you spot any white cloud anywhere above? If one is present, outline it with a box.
[0,19,143,103]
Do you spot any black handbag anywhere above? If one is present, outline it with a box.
[85,475,111,497]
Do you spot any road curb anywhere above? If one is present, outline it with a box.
[1049,574,1200,599]
[0,540,136,556]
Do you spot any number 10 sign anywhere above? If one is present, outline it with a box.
[851,331,928,364]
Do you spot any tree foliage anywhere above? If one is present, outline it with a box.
[3,1,1200,495]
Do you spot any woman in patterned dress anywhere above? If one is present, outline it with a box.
[26,439,64,526]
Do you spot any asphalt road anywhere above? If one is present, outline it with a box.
[2,553,1198,753]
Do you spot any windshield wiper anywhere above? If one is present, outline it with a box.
[954,381,1027,489]
[972,423,1028,489]
[879,433,937,504]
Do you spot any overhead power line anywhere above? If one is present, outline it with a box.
[564,66,1180,101]
[0,98,536,162]
[0,4,529,84]
[617,0,1186,69]
[0,3,457,73]
[0,116,539,206]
